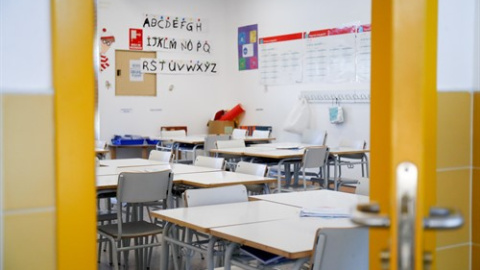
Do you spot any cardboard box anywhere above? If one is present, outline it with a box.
[207,120,235,135]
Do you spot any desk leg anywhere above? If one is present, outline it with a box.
[223,242,239,270]
[206,236,218,270]
[276,160,286,193]
[160,223,172,270]
[334,156,339,191]
[109,147,117,159]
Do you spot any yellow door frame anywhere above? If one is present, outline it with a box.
[50,0,440,269]
[370,0,437,269]
[52,0,97,269]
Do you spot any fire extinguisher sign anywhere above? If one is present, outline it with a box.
[129,28,143,50]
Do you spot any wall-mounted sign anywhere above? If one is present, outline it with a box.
[129,28,143,50]
[238,24,258,71]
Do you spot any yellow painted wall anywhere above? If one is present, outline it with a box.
[2,95,56,269]
[437,92,474,270]
[472,91,480,270]
[2,1,96,269]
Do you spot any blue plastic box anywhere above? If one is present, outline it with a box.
[145,138,160,145]
[111,135,146,145]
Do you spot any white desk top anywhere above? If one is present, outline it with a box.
[173,170,276,188]
[252,142,314,149]
[212,147,304,159]
[150,200,300,233]
[99,158,168,167]
[210,216,357,259]
[250,190,369,209]
[150,135,276,144]
[328,147,370,155]
[97,174,123,190]
[96,163,221,176]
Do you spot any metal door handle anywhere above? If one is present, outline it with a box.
[424,207,463,230]
[351,202,390,227]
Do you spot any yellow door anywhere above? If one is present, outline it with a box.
[363,0,463,269]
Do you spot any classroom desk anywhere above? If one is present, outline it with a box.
[211,146,305,192]
[328,147,370,190]
[250,189,369,209]
[96,162,222,176]
[211,217,359,269]
[150,200,301,270]
[98,158,168,167]
[96,164,272,190]
[173,170,276,188]
[107,144,156,159]
[95,148,109,159]
[96,163,224,189]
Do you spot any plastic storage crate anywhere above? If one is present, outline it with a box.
[111,135,145,145]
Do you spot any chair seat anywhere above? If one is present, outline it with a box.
[98,221,163,238]
[97,211,117,222]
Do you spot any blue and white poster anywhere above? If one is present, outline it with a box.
[238,24,258,70]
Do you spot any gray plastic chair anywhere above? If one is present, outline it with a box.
[309,227,368,270]
[149,149,173,162]
[301,129,328,145]
[203,134,230,157]
[97,170,173,270]
[194,155,225,170]
[234,161,270,195]
[215,139,247,171]
[183,185,249,268]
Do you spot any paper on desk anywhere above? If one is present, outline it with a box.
[275,144,304,150]
[299,207,351,218]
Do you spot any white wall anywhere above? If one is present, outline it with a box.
[437,0,480,91]
[224,0,372,147]
[98,0,372,146]
[98,0,479,147]
[98,0,230,140]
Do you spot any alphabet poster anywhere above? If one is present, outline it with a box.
[141,58,218,75]
[238,24,258,70]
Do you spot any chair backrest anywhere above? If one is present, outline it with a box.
[231,128,248,139]
[310,227,368,270]
[251,130,271,139]
[339,138,366,150]
[216,139,246,149]
[117,170,173,205]
[355,177,370,196]
[160,129,186,138]
[160,126,187,134]
[204,134,230,155]
[95,140,107,149]
[184,185,248,207]
[338,139,367,160]
[302,146,329,169]
[235,161,267,176]
[194,156,225,169]
[148,149,173,162]
[301,129,327,145]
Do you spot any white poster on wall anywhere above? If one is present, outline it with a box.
[129,60,144,81]
[259,32,305,85]
[304,26,356,84]
[355,24,372,82]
